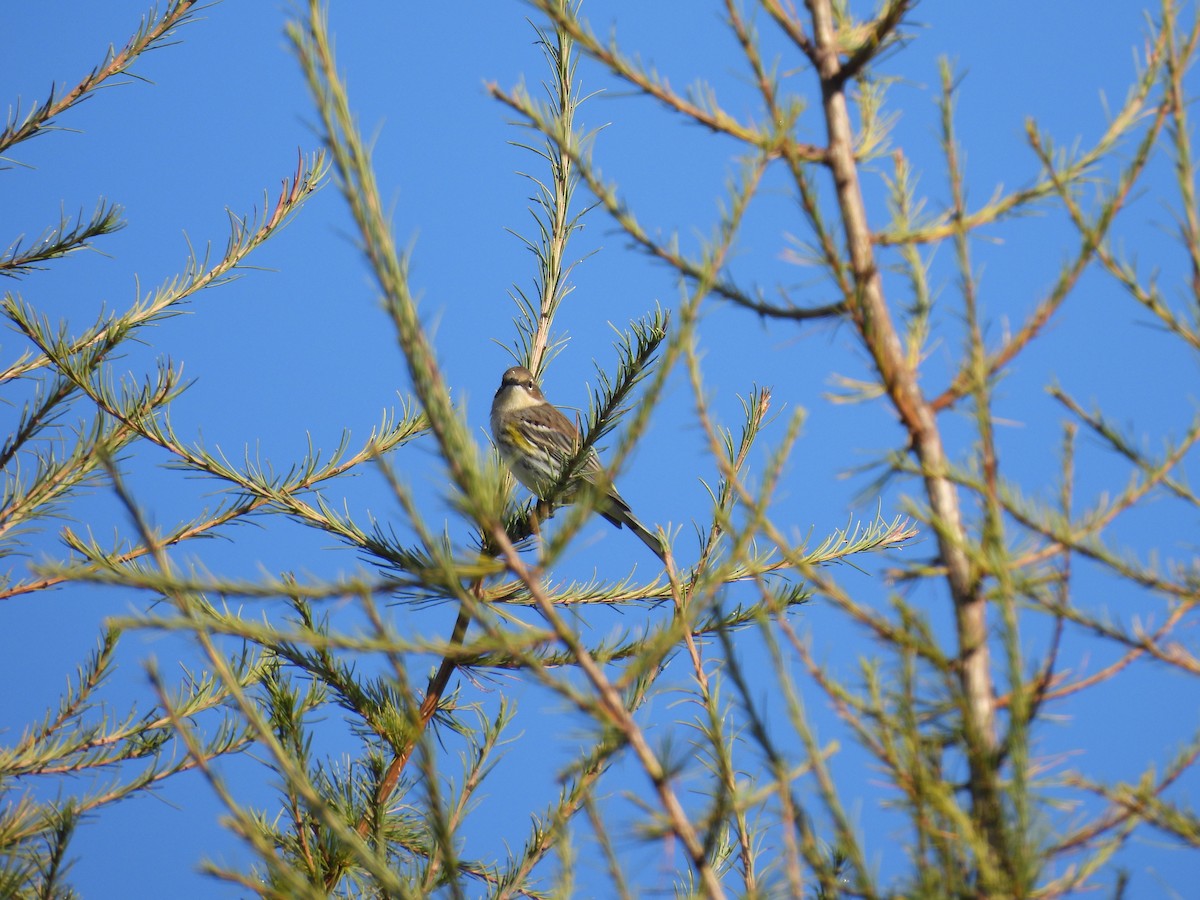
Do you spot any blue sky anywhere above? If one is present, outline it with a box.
[3,1,1198,896]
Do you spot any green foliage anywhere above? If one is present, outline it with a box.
[5,0,1200,897]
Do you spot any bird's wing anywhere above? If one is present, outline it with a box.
[521,403,579,462]
[527,402,632,513]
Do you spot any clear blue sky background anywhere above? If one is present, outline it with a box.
[3,2,1197,896]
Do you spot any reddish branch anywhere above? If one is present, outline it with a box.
[354,604,472,841]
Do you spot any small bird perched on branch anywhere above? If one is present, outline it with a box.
[490,365,666,562]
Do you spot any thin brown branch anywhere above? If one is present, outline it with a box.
[354,603,473,840]
[835,0,913,86]
[487,520,726,899]
[0,0,199,155]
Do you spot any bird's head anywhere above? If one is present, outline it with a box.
[493,366,546,413]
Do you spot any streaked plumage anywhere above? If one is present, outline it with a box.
[491,365,666,562]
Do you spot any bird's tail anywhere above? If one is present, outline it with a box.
[601,501,667,563]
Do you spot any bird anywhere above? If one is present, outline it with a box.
[490,365,667,562]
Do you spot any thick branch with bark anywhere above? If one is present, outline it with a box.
[802,0,1003,859]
